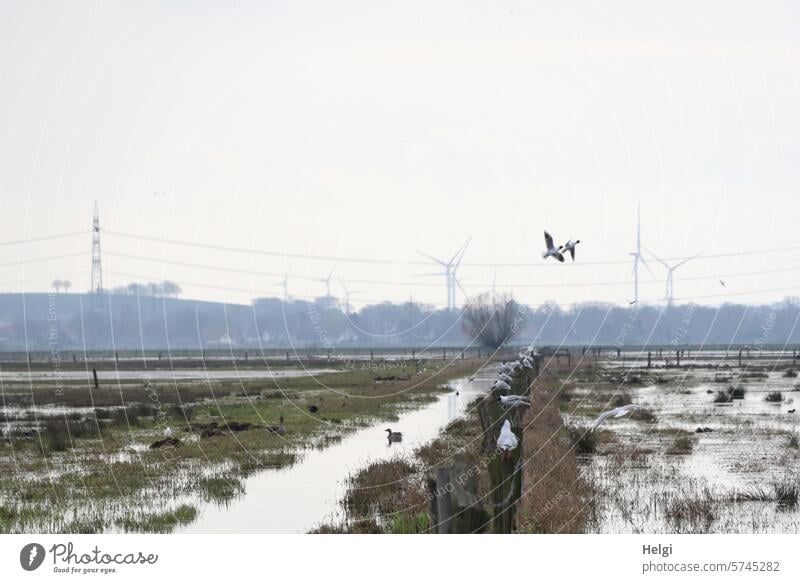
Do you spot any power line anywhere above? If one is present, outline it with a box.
[0,251,88,267]
[103,250,800,290]
[103,229,800,268]
[0,231,87,247]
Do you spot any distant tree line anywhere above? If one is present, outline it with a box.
[0,291,799,351]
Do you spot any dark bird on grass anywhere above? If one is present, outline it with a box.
[591,404,646,432]
[560,239,581,261]
[542,231,565,262]
[385,428,402,443]
[788,409,796,414]
[266,416,286,435]
[308,405,319,413]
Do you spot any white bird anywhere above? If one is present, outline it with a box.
[498,394,530,408]
[498,373,513,383]
[560,239,581,261]
[542,231,565,262]
[520,357,534,369]
[164,427,173,438]
[497,420,519,453]
[591,404,645,432]
[493,380,512,392]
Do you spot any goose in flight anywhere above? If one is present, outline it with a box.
[497,420,519,455]
[542,231,565,262]
[497,394,530,408]
[560,239,580,261]
[591,404,645,432]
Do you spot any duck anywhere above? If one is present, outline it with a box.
[385,428,403,443]
[560,239,580,261]
[266,416,286,435]
[542,231,565,262]
[497,420,519,457]
[497,394,530,408]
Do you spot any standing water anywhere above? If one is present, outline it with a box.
[179,376,490,533]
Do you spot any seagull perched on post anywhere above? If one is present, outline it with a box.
[520,356,534,369]
[493,380,512,392]
[497,394,530,408]
[542,231,565,262]
[591,404,646,432]
[498,372,513,384]
[497,420,519,457]
[560,239,580,261]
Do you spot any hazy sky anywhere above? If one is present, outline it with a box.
[1,0,798,308]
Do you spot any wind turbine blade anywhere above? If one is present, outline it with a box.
[454,236,472,267]
[417,250,447,266]
[640,256,657,279]
[643,247,669,269]
[673,252,702,269]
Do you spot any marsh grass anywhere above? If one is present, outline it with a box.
[665,435,694,455]
[765,391,784,403]
[115,504,198,533]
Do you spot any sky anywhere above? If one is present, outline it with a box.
[0,0,798,309]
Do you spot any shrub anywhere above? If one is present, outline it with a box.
[765,391,784,403]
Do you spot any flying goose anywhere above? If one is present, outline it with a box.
[497,420,519,455]
[591,405,644,432]
[497,394,530,408]
[266,416,286,435]
[542,231,565,262]
[560,239,580,261]
[385,428,403,443]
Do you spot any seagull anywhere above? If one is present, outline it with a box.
[591,404,645,432]
[493,380,512,392]
[520,357,534,369]
[498,373,513,383]
[542,231,565,262]
[560,239,581,261]
[497,395,530,408]
[164,427,173,438]
[497,420,519,455]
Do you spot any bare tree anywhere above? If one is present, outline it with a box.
[51,279,62,293]
[462,292,522,350]
[62,280,71,294]
[162,280,182,298]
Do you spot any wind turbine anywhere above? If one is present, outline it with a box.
[645,250,702,305]
[314,266,336,298]
[271,268,291,302]
[338,279,363,314]
[417,237,471,310]
[629,204,654,305]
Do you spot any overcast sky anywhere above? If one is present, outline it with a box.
[1,0,798,308]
